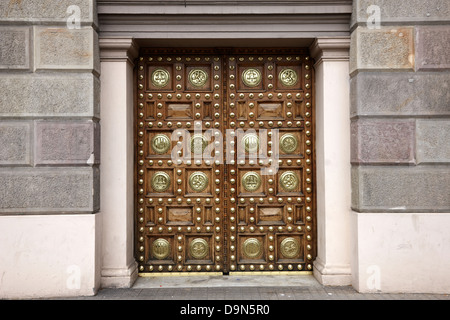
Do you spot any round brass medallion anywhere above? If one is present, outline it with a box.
[188,69,208,87]
[152,238,170,260]
[280,134,298,154]
[190,134,208,155]
[151,134,171,154]
[243,238,262,259]
[242,171,262,192]
[242,68,262,87]
[190,238,209,259]
[189,172,209,192]
[151,68,170,87]
[151,171,171,192]
[280,237,300,259]
[241,133,260,153]
[279,171,299,191]
[279,68,298,86]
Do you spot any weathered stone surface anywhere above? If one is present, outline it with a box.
[352,166,450,212]
[350,72,450,117]
[416,120,450,164]
[0,122,32,166]
[0,0,97,25]
[352,0,450,27]
[35,27,98,72]
[351,119,415,164]
[0,73,99,118]
[35,121,100,166]
[0,27,30,69]
[416,26,450,71]
[0,167,99,213]
[350,27,415,74]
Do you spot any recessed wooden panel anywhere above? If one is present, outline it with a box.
[166,103,193,120]
[276,234,304,262]
[166,206,194,225]
[146,169,174,196]
[257,102,283,120]
[185,235,213,263]
[147,236,175,263]
[185,65,212,91]
[257,205,285,225]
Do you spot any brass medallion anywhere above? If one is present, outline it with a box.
[242,171,262,192]
[279,68,298,86]
[242,238,262,259]
[190,238,209,259]
[189,171,209,192]
[151,68,170,87]
[242,68,262,87]
[280,133,298,154]
[279,171,299,191]
[151,134,171,154]
[280,237,300,259]
[188,69,208,87]
[151,171,171,192]
[152,238,170,260]
[241,133,260,153]
[190,134,208,155]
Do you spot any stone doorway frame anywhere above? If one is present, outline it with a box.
[98,37,351,288]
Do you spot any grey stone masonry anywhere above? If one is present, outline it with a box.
[351,0,450,27]
[351,119,415,165]
[0,167,99,214]
[0,27,30,70]
[0,0,99,216]
[34,27,99,74]
[352,166,450,213]
[415,26,450,71]
[0,0,97,26]
[350,0,450,213]
[0,121,32,166]
[35,121,100,166]
[0,73,100,118]
[350,26,414,75]
[350,72,450,118]
[416,120,450,164]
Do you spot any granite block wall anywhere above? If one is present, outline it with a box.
[351,0,450,213]
[0,0,100,215]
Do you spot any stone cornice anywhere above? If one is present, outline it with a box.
[97,0,352,39]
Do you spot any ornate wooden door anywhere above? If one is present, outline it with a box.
[135,49,315,274]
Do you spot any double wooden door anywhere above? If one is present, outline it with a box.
[135,49,315,274]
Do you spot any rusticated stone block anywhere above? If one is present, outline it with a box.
[35,27,98,72]
[350,72,450,117]
[350,27,415,74]
[352,166,450,212]
[416,120,450,163]
[416,26,450,71]
[0,27,30,70]
[35,121,100,166]
[0,73,99,118]
[0,122,32,166]
[352,0,450,27]
[0,167,99,214]
[351,119,415,164]
[0,0,96,26]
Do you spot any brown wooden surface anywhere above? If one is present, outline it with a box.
[135,49,315,274]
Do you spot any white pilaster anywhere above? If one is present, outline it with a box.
[99,38,139,288]
[310,38,352,286]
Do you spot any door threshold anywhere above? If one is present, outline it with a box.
[133,272,319,289]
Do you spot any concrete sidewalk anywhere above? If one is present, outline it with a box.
[68,274,450,300]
